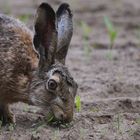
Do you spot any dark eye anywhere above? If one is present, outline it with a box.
[61,97,67,102]
[48,79,57,90]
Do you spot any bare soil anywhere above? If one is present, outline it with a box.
[0,0,140,139]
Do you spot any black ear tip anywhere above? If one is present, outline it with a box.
[38,3,55,14]
[59,3,70,8]
[57,3,72,17]
[38,3,55,18]
[39,3,52,9]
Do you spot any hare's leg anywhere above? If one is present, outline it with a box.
[0,104,14,125]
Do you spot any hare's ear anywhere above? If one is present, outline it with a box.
[56,3,73,64]
[33,3,57,73]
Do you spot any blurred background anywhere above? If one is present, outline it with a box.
[1,0,140,52]
[1,0,140,49]
[0,0,140,140]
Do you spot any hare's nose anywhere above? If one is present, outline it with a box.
[54,111,66,121]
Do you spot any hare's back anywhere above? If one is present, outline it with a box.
[0,14,38,80]
[0,14,33,50]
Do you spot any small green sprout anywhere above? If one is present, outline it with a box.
[81,21,92,40]
[75,95,81,112]
[59,123,71,128]
[83,41,92,57]
[31,121,45,134]
[3,0,11,15]
[135,118,140,125]
[80,21,92,57]
[0,120,2,129]
[18,14,30,23]
[8,123,16,131]
[104,16,117,49]
[47,115,54,123]
[52,129,61,140]
[117,113,121,132]
[90,107,99,112]
[23,104,30,112]
[79,128,87,139]
[106,51,113,60]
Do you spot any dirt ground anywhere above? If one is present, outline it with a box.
[0,0,140,139]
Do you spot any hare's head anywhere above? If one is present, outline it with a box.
[31,3,78,123]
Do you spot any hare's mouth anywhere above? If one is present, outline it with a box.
[51,104,66,121]
[44,107,65,124]
[44,103,72,124]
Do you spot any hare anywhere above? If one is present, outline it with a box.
[0,3,78,125]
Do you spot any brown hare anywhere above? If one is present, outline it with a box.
[0,3,78,125]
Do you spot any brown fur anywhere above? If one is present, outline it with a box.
[0,14,38,104]
[0,3,78,125]
[0,15,38,124]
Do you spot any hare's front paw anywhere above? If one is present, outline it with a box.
[0,104,15,126]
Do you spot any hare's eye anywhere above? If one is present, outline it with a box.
[61,97,67,102]
[48,79,57,90]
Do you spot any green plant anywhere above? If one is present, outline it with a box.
[51,129,61,140]
[75,95,81,112]
[104,16,117,49]
[113,113,124,134]
[83,40,92,57]
[79,128,87,139]
[23,104,30,112]
[90,107,99,112]
[59,123,71,128]
[135,29,140,48]
[127,128,136,137]
[117,113,121,132]
[81,21,92,40]
[8,123,16,131]
[31,121,46,135]
[0,120,2,133]
[46,114,54,123]
[106,51,114,60]
[18,14,30,23]
[80,21,92,57]
[135,118,140,124]
[3,0,11,14]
